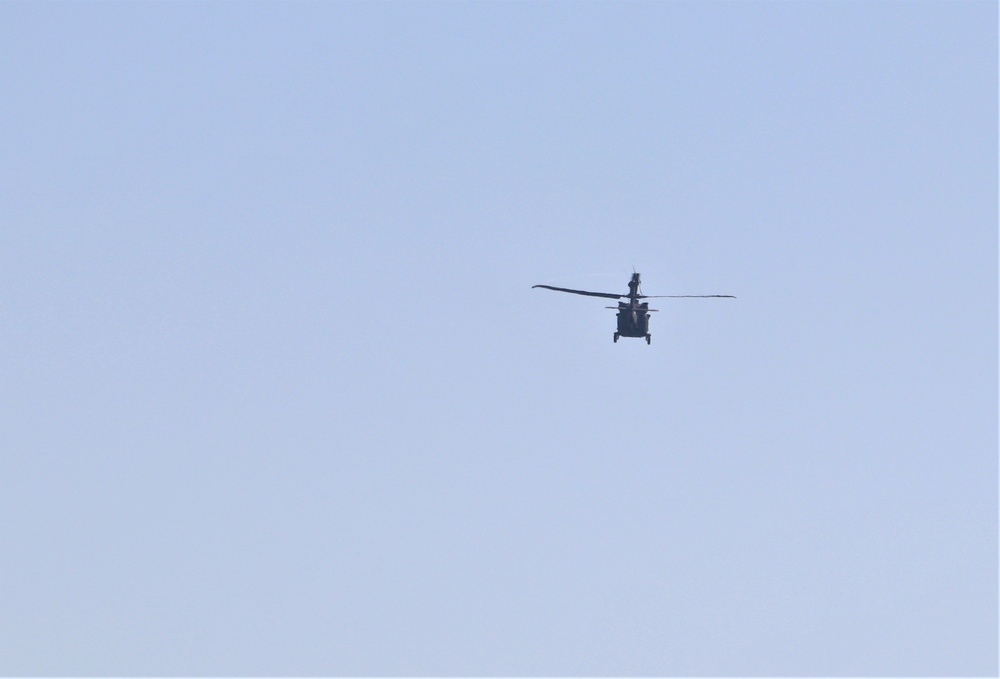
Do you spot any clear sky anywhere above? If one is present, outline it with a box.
[1,1,996,676]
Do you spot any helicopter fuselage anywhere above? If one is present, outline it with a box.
[614,300,651,339]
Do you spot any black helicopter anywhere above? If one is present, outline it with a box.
[533,272,734,344]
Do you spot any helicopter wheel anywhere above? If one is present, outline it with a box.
[613,332,619,343]
[645,334,651,345]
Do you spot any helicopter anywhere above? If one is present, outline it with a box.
[532,272,734,344]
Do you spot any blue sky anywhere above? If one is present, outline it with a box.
[2,2,996,675]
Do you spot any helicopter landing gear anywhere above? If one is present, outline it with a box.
[613,332,619,343]
[645,334,651,345]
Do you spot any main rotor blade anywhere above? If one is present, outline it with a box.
[532,284,623,299]
[638,294,736,299]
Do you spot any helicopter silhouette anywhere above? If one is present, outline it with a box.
[533,272,734,344]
